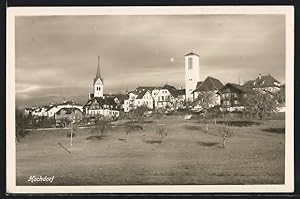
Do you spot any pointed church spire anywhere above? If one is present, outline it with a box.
[96,56,101,79]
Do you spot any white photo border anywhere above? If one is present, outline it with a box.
[6,6,294,193]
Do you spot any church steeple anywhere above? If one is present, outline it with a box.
[93,56,104,98]
[96,56,101,79]
[94,56,103,84]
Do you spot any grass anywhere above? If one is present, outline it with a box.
[16,116,285,185]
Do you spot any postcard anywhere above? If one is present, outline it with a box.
[6,6,294,193]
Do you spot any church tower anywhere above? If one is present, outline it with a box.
[93,56,103,98]
[185,52,200,101]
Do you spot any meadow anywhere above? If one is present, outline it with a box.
[16,115,285,185]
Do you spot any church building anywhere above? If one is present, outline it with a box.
[84,57,120,118]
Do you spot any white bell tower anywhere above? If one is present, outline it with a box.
[185,52,200,101]
[93,56,103,97]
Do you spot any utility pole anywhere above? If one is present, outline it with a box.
[70,102,74,147]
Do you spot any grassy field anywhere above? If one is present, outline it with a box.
[16,116,285,185]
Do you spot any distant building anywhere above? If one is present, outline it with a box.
[243,74,281,93]
[192,76,224,107]
[185,52,201,101]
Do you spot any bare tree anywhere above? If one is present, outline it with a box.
[94,118,111,137]
[156,126,167,143]
[218,125,233,149]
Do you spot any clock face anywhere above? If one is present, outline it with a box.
[95,78,103,85]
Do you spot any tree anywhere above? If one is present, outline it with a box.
[128,104,149,124]
[218,125,233,149]
[15,109,29,142]
[194,91,217,131]
[156,126,167,143]
[243,90,279,120]
[94,118,111,137]
[194,91,216,113]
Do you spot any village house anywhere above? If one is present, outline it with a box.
[192,76,224,107]
[83,97,119,118]
[55,107,83,122]
[243,74,281,93]
[152,84,185,109]
[217,83,249,112]
[123,89,154,112]
[46,101,83,118]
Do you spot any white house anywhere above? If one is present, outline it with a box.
[152,85,185,109]
[123,89,154,112]
[46,101,83,118]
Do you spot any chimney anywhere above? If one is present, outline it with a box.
[258,73,262,79]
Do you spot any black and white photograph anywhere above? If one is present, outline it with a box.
[6,6,294,193]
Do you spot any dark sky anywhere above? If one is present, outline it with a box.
[15,15,286,107]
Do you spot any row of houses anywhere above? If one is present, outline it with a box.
[24,100,84,120]
[121,74,284,113]
[24,53,285,122]
[123,85,185,112]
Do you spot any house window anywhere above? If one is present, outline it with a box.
[223,101,230,106]
[232,93,238,98]
[233,100,239,105]
[188,57,193,69]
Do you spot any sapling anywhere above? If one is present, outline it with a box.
[218,125,233,149]
[156,127,167,143]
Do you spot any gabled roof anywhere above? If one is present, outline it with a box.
[58,100,82,106]
[135,86,159,92]
[185,52,199,57]
[244,74,281,89]
[161,84,185,98]
[217,83,251,94]
[196,81,203,88]
[162,84,177,90]
[193,76,223,93]
[56,107,82,115]
[136,89,150,99]
[176,89,185,96]
[84,96,118,110]
[114,94,129,103]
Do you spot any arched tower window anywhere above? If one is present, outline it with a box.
[188,57,193,69]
